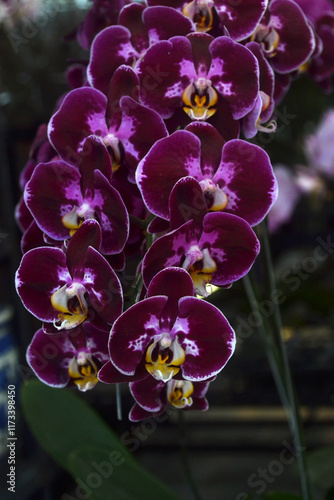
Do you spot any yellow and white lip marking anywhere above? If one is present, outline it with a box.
[182,78,218,121]
[182,245,217,297]
[103,133,122,172]
[62,206,83,237]
[250,24,280,58]
[167,379,194,408]
[183,0,214,33]
[199,179,228,212]
[51,282,88,330]
[62,203,95,237]
[145,333,185,382]
[68,352,99,391]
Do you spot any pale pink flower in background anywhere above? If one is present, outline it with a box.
[305,109,334,178]
[268,165,301,233]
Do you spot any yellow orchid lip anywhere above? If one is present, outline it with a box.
[51,283,88,330]
[199,179,228,211]
[182,245,217,296]
[103,133,122,172]
[250,24,280,58]
[182,78,218,121]
[68,352,99,392]
[62,203,95,237]
[182,0,214,33]
[145,333,185,382]
[167,380,194,409]
[62,206,83,237]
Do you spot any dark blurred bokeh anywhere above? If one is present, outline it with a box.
[1,2,334,499]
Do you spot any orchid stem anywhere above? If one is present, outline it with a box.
[129,214,148,229]
[116,383,122,421]
[178,412,203,500]
[243,274,290,411]
[260,219,314,500]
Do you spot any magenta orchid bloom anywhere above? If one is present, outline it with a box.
[136,33,259,138]
[87,2,193,94]
[143,205,260,295]
[295,0,334,90]
[27,322,110,392]
[147,0,268,41]
[48,66,168,180]
[136,124,277,227]
[129,375,210,421]
[24,137,129,255]
[250,0,315,74]
[99,267,235,385]
[242,41,276,138]
[15,220,123,334]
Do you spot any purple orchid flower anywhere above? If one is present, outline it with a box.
[24,137,129,255]
[19,124,56,191]
[99,267,235,384]
[48,65,168,180]
[19,221,63,255]
[241,42,276,138]
[87,2,193,95]
[309,14,334,90]
[294,0,334,90]
[129,375,210,421]
[136,33,259,138]
[142,206,260,295]
[66,63,89,90]
[27,322,110,391]
[294,0,334,24]
[136,124,277,227]
[75,0,131,50]
[273,72,292,105]
[15,220,123,334]
[147,0,268,41]
[250,0,315,74]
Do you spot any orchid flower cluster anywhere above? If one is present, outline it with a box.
[14,0,332,421]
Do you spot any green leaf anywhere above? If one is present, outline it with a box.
[21,379,134,469]
[21,380,181,500]
[262,493,302,500]
[306,447,334,489]
[67,445,180,500]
